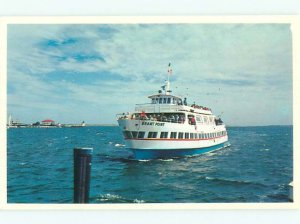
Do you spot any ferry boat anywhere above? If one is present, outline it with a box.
[117,64,229,160]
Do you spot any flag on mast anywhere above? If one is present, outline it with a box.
[168,62,172,75]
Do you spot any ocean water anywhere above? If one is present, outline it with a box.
[7,125,293,203]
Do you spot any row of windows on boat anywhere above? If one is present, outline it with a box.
[127,113,223,125]
[123,130,227,139]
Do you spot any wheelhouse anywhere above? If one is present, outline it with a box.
[148,94,185,106]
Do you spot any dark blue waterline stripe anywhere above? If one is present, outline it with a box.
[131,141,229,160]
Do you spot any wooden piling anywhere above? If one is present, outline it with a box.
[73,147,93,203]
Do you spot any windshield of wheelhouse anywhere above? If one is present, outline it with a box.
[151,97,183,105]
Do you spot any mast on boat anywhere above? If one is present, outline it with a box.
[164,62,172,95]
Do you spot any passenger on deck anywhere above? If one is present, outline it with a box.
[134,114,140,120]
[179,115,185,123]
[170,114,175,123]
[183,98,187,106]
[191,117,196,125]
[175,114,179,123]
[152,114,157,121]
[156,114,161,121]
[140,111,148,120]
[188,115,196,125]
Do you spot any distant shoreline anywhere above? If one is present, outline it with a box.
[7,124,118,128]
[85,124,118,127]
[7,124,291,129]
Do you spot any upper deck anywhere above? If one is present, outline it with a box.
[135,103,212,115]
[120,64,213,116]
[135,89,212,115]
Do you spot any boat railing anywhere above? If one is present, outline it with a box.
[117,112,186,124]
[135,103,212,115]
[117,113,222,126]
[135,103,189,113]
[121,116,186,124]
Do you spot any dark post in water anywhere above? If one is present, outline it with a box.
[73,147,93,203]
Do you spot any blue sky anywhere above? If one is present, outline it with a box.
[7,24,292,126]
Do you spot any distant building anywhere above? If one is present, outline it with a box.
[42,119,55,126]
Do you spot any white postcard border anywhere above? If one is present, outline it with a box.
[0,15,299,210]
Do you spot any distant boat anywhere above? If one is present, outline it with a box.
[117,64,229,160]
[7,115,28,128]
